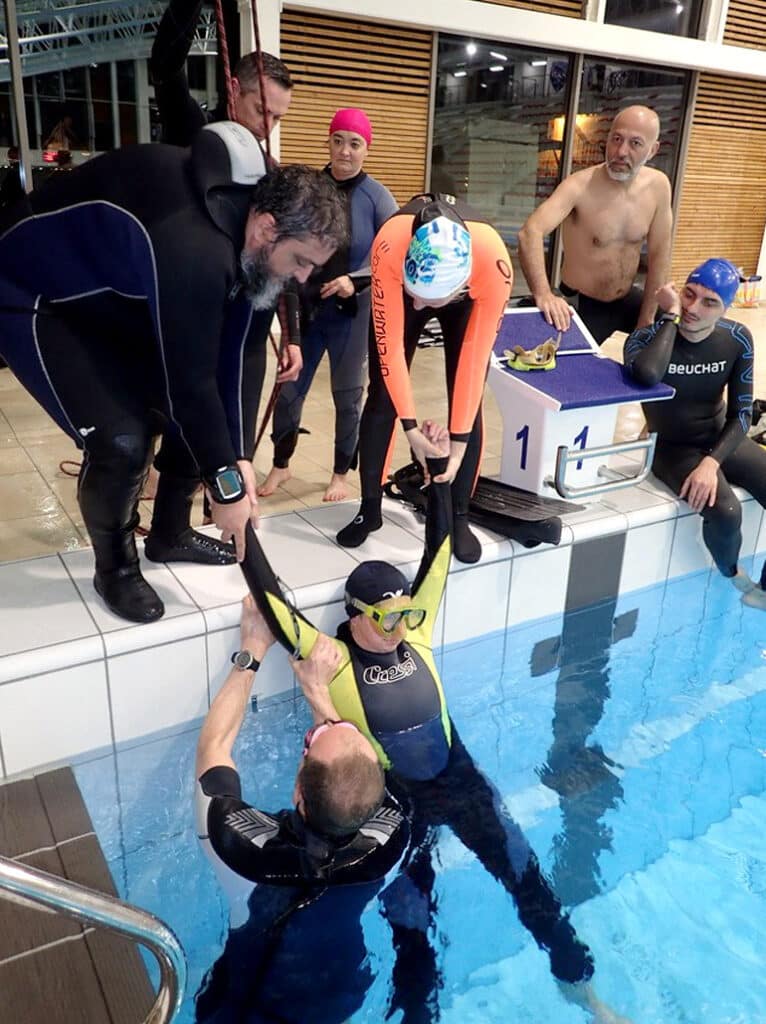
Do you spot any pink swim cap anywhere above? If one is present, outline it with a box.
[328,108,372,147]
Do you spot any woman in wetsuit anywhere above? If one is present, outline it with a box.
[624,258,766,608]
[335,194,512,563]
[258,109,398,503]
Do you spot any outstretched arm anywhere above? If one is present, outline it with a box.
[290,634,343,724]
[149,0,208,146]
[196,596,276,777]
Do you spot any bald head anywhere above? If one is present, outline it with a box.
[612,105,660,144]
[605,106,661,182]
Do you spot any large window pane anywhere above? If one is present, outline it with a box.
[432,35,573,295]
[604,0,704,37]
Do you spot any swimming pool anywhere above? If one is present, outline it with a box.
[74,566,766,1024]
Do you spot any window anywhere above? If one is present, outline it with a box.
[604,0,704,38]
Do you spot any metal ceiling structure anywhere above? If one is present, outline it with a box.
[0,0,217,81]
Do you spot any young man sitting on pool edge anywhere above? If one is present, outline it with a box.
[624,258,766,608]
[242,419,632,1024]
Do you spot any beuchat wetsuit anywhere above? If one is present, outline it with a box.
[149,0,300,481]
[338,194,512,561]
[194,764,409,1024]
[624,315,766,582]
[241,458,594,1017]
[0,132,268,586]
[269,166,397,476]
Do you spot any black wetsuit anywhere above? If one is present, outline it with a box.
[624,316,766,581]
[241,458,594,1018]
[194,765,409,1024]
[0,135,264,570]
[560,282,644,345]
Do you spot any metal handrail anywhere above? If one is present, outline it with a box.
[0,854,186,1024]
[551,433,658,500]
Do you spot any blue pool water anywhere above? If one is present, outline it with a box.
[75,568,766,1024]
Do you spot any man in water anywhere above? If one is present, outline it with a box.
[244,421,630,1023]
[518,105,672,343]
[625,258,766,607]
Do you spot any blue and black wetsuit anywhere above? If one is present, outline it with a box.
[194,764,409,1024]
[241,459,594,1015]
[0,133,263,571]
[625,316,766,581]
[270,166,397,476]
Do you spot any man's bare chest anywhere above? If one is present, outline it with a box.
[571,191,655,249]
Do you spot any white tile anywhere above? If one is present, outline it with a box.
[599,475,679,517]
[508,545,572,626]
[740,498,763,563]
[444,558,511,644]
[255,512,359,590]
[107,634,209,743]
[165,556,249,612]
[564,506,628,545]
[668,512,714,578]
[0,659,112,775]
[60,545,205,655]
[298,500,426,567]
[619,519,676,595]
[0,635,105,686]
[206,626,293,706]
[0,554,97,658]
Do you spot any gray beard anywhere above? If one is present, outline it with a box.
[240,248,287,310]
[605,163,634,183]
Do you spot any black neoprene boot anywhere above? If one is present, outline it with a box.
[79,454,164,624]
[144,473,235,566]
[452,512,481,564]
[336,499,383,548]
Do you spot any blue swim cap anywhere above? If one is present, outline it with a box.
[686,258,741,308]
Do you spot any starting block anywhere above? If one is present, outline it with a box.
[487,308,674,500]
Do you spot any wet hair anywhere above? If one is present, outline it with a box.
[249,164,349,251]
[298,751,384,838]
[235,51,293,93]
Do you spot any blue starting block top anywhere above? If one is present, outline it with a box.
[491,308,674,411]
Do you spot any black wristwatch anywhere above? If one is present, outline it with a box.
[231,649,260,672]
[206,465,245,504]
[658,312,681,326]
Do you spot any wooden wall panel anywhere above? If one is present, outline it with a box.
[723,0,766,51]
[482,0,583,16]
[672,73,766,282]
[280,10,432,204]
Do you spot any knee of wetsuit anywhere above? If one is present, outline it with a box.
[548,918,595,984]
[86,428,152,476]
[704,494,741,535]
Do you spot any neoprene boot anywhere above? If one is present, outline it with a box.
[78,454,164,624]
[336,498,383,548]
[144,473,235,566]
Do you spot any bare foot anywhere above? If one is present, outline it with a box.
[258,466,291,497]
[323,473,350,502]
[142,465,160,500]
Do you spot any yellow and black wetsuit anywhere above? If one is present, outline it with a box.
[241,460,595,998]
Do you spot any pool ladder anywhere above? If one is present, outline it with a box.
[0,853,186,1024]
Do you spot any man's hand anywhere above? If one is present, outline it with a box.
[239,594,275,661]
[679,455,719,512]
[209,458,258,561]
[289,633,342,723]
[535,290,572,332]
[320,275,354,300]
[654,282,681,317]
[276,343,303,384]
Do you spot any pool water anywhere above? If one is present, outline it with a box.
[74,568,766,1024]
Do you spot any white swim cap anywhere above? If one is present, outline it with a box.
[403,213,472,302]
[202,121,268,186]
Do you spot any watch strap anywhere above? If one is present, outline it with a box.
[231,649,260,672]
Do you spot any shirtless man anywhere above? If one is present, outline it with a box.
[518,105,672,344]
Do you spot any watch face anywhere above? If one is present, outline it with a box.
[234,650,253,670]
[217,469,243,500]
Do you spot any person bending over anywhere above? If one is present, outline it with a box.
[0,125,346,623]
[244,421,629,1023]
[336,193,512,564]
[518,105,672,342]
[624,258,766,607]
[194,595,410,1023]
[258,108,397,503]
